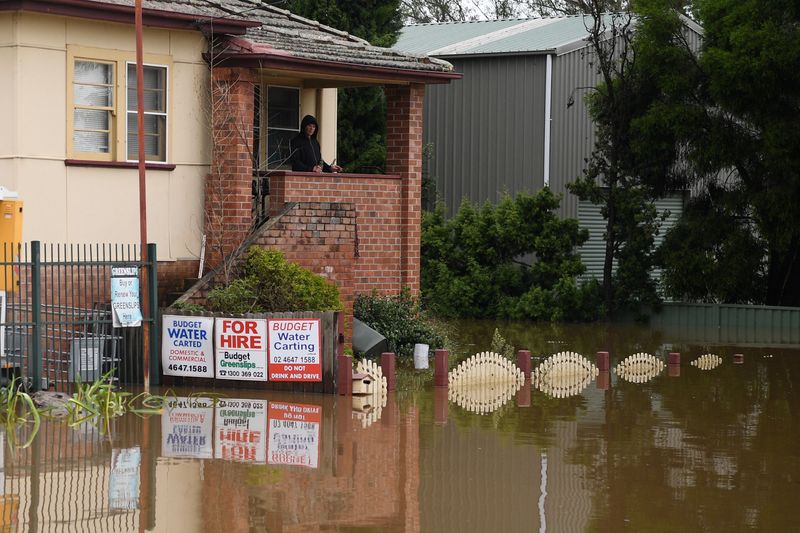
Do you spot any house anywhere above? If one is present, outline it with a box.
[394,15,702,279]
[0,0,459,314]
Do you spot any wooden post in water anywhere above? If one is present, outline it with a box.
[733,353,744,364]
[516,349,532,378]
[381,352,396,391]
[597,371,610,390]
[337,355,352,396]
[596,351,610,372]
[516,378,531,407]
[434,384,448,424]
[434,348,449,387]
[668,352,681,365]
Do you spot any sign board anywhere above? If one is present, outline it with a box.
[267,318,322,381]
[267,402,322,468]
[215,398,268,463]
[161,397,214,459]
[108,447,140,510]
[214,318,267,381]
[161,315,214,378]
[68,336,103,382]
[110,266,142,328]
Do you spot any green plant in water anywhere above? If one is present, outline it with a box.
[489,328,515,360]
[0,377,42,448]
[67,370,172,434]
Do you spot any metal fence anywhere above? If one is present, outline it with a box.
[0,241,158,391]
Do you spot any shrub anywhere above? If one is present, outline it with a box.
[207,248,342,313]
[421,189,602,321]
[353,289,446,358]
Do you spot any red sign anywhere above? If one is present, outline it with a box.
[267,318,322,381]
[267,402,322,468]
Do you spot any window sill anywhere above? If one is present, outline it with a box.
[65,159,176,171]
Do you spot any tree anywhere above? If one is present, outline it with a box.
[692,0,800,305]
[565,4,673,318]
[639,0,800,305]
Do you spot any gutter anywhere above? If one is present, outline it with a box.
[543,53,552,187]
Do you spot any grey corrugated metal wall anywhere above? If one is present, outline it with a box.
[577,193,685,283]
[423,55,547,214]
[549,46,601,219]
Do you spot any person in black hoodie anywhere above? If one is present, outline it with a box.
[290,115,342,173]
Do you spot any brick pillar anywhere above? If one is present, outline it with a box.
[205,67,256,269]
[385,83,424,294]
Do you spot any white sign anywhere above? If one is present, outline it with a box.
[267,318,322,381]
[109,447,140,510]
[214,318,267,381]
[267,402,321,468]
[215,398,268,463]
[111,266,142,328]
[161,397,214,459]
[161,315,214,378]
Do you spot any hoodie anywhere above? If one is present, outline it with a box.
[290,115,332,172]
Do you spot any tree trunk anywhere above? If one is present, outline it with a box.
[766,236,800,306]
[603,201,616,318]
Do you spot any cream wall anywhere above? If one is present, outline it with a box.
[0,12,210,260]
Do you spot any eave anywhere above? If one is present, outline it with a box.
[0,0,260,34]
[208,52,462,85]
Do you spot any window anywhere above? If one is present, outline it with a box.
[68,47,170,163]
[126,63,167,162]
[265,86,300,169]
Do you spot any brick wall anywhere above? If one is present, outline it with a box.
[386,83,425,294]
[268,174,402,297]
[205,67,256,269]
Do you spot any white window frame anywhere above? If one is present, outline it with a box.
[124,61,170,163]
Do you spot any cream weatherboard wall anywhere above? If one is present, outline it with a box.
[0,11,211,261]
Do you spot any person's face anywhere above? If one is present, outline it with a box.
[304,123,316,137]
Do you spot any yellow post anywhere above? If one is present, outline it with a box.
[0,191,23,292]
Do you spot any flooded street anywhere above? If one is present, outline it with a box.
[2,323,799,532]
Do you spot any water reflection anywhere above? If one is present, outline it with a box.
[2,328,800,532]
[614,352,665,383]
[532,352,598,398]
[690,353,723,370]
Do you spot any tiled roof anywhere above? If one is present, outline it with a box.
[59,0,454,73]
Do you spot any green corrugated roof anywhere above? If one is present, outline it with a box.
[395,15,614,56]
[393,19,530,55]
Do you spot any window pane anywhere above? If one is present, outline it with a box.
[74,130,110,153]
[267,87,299,129]
[127,113,166,161]
[267,129,296,169]
[74,84,112,107]
[127,64,166,112]
[75,61,112,84]
[74,108,109,130]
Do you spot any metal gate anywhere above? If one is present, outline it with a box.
[0,241,158,391]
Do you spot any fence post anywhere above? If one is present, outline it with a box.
[147,243,159,386]
[30,240,42,391]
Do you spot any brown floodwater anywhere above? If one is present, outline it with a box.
[1,322,799,532]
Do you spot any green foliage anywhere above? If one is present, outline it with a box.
[0,377,41,448]
[658,187,768,303]
[67,370,172,434]
[171,301,205,313]
[631,0,800,305]
[421,189,602,321]
[489,329,515,360]
[353,289,446,358]
[207,248,342,313]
